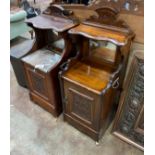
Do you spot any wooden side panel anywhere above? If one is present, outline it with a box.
[113,52,144,151]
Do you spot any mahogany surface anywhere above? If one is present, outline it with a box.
[63,60,113,94]
[69,23,130,45]
[26,14,76,32]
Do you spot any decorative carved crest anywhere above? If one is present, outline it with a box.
[84,7,134,35]
[95,7,119,20]
[43,4,73,18]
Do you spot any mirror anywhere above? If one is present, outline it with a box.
[46,29,65,54]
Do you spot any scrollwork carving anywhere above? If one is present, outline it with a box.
[69,89,93,123]
[31,72,47,97]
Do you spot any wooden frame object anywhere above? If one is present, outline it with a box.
[59,7,134,141]
[22,5,77,117]
[89,0,144,16]
[112,52,144,151]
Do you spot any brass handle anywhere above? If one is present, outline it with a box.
[112,77,119,89]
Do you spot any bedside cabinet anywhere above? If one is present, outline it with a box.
[22,5,77,117]
[59,7,134,141]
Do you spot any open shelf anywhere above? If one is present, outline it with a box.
[88,40,117,67]
[63,60,114,93]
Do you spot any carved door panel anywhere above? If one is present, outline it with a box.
[113,52,144,151]
[65,86,97,129]
[26,66,49,101]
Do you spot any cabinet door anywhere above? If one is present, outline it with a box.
[64,81,100,130]
[113,52,144,151]
[25,65,49,101]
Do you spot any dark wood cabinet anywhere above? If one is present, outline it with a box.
[112,52,144,151]
[59,7,134,141]
[22,5,77,117]
[10,37,34,87]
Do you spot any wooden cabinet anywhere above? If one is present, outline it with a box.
[59,7,134,141]
[112,52,144,151]
[62,74,119,141]
[10,38,34,87]
[22,5,77,117]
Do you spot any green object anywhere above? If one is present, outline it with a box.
[10,10,32,40]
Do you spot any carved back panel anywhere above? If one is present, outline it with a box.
[85,6,133,32]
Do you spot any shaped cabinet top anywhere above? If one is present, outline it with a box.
[69,22,133,46]
[68,7,135,45]
[26,14,77,32]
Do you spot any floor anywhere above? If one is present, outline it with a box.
[10,1,144,155]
